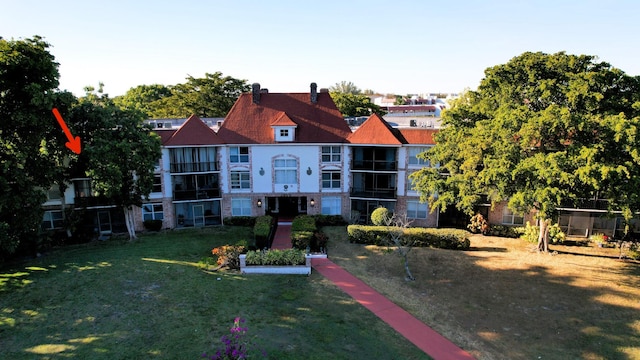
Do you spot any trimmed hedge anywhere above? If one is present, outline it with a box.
[224,216,256,227]
[347,225,470,250]
[245,249,306,266]
[254,215,275,250]
[312,214,347,226]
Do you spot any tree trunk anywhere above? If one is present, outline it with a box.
[537,218,550,252]
[402,251,415,281]
[123,207,137,241]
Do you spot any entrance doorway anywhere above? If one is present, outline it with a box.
[266,196,308,217]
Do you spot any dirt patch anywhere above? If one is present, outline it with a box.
[327,229,640,360]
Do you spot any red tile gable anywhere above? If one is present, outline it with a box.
[347,114,404,145]
[154,129,177,145]
[398,129,438,145]
[164,115,223,146]
[270,112,297,127]
[218,92,351,144]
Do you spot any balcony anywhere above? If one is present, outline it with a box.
[173,188,221,201]
[170,161,218,173]
[350,187,397,199]
[74,196,114,208]
[352,160,397,171]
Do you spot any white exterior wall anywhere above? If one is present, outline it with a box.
[248,144,321,194]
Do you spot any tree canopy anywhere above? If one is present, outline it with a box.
[330,91,386,118]
[140,72,250,118]
[113,84,172,117]
[330,81,362,95]
[72,88,162,240]
[0,36,75,258]
[411,51,640,251]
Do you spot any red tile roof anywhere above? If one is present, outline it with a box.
[218,92,352,144]
[270,112,298,127]
[154,129,177,145]
[347,114,405,145]
[398,129,438,145]
[164,115,223,146]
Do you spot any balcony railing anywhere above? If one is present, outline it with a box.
[170,162,218,173]
[350,188,397,199]
[352,160,397,171]
[173,188,221,201]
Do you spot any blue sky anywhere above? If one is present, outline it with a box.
[3,0,639,97]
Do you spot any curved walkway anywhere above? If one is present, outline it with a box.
[272,220,475,360]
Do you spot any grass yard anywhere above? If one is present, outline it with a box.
[325,227,640,360]
[0,227,429,360]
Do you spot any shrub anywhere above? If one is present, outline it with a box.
[244,249,306,266]
[520,222,566,244]
[370,207,391,226]
[224,216,256,227]
[347,225,470,250]
[291,231,314,250]
[291,215,317,232]
[143,219,163,231]
[468,213,489,234]
[212,245,246,270]
[313,215,347,226]
[254,215,274,249]
[490,225,523,238]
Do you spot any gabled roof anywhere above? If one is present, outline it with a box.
[398,128,438,145]
[154,129,178,145]
[164,115,223,146]
[347,114,405,145]
[218,92,352,144]
[270,112,297,127]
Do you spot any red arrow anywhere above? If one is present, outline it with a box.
[52,108,81,154]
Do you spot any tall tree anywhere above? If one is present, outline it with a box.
[149,72,249,118]
[411,51,640,252]
[0,36,73,259]
[330,92,386,117]
[330,81,362,94]
[72,88,162,240]
[113,84,171,117]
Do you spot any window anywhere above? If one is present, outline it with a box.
[231,198,252,216]
[408,147,430,166]
[321,197,341,215]
[274,158,297,184]
[229,147,249,163]
[322,171,341,189]
[406,172,417,193]
[322,146,341,162]
[280,129,289,137]
[152,174,162,193]
[142,203,164,221]
[46,188,62,201]
[74,179,92,198]
[502,207,524,225]
[406,200,427,219]
[42,210,64,230]
[231,171,250,189]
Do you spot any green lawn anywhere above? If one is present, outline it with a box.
[0,227,430,359]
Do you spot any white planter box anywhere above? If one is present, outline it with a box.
[239,254,312,275]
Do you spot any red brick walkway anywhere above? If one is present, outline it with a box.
[271,220,475,359]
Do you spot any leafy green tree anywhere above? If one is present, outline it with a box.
[330,81,361,95]
[113,84,171,117]
[149,72,249,118]
[330,92,386,117]
[411,51,640,252]
[0,36,74,259]
[72,88,162,240]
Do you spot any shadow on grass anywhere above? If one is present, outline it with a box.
[0,228,430,360]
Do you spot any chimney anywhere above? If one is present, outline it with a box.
[310,82,318,103]
[252,83,261,104]
[319,88,329,93]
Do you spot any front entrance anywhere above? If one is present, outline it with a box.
[266,196,308,217]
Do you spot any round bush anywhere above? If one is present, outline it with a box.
[370,207,390,226]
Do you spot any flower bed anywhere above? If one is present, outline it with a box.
[239,251,312,275]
